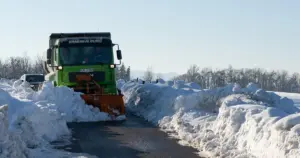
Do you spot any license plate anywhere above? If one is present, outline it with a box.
[80,68,94,72]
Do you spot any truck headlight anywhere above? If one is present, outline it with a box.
[57,66,63,70]
[110,64,115,68]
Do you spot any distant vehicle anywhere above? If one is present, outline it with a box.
[20,74,45,90]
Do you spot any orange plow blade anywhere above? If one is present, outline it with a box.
[80,94,125,116]
[72,73,125,118]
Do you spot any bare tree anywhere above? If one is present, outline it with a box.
[174,64,300,93]
[0,53,45,79]
[186,64,200,82]
[143,66,154,81]
[32,54,45,74]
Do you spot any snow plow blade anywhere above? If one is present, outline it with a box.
[80,94,125,116]
[72,73,125,118]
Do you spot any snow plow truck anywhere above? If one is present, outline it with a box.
[43,32,125,119]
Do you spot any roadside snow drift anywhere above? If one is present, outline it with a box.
[120,80,300,158]
[10,80,125,122]
[0,79,122,158]
[0,104,28,158]
[272,91,300,108]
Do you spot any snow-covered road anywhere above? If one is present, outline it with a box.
[56,113,201,158]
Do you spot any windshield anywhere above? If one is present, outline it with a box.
[59,46,113,65]
[26,75,44,82]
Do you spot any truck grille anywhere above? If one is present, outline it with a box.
[68,71,105,82]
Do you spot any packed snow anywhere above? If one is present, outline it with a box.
[0,79,124,158]
[272,91,300,108]
[119,79,300,158]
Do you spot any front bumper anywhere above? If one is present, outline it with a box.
[29,84,42,90]
[58,82,117,94]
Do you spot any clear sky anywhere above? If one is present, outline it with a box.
[0,0,299,74]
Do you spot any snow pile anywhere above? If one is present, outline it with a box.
[121,80,300,158]
[273,91,300,108]
[172,80,186,89]
[32,82,115,122]
[185,82,201,90]
[0,104,29,158]
[10,80,36,99]
[157,78,165,84]
[165,80,173,86]
[7,80,125,122]
[116,79,126,89]
[0,79,124,158]
[0,86,74,157]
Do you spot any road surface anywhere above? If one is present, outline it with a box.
[54,113,201,158]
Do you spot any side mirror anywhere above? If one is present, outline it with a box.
[47,49,52,60]
[117,50,122,60]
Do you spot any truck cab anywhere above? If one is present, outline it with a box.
[43,32,123,95]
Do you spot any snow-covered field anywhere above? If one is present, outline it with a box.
[0,79,125,158]
[118,79,300,158]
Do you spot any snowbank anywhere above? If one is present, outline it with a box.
[273,91,300,108]
[33,82,115,122]
[8,80,125,122]
[0,104,29,158]
[121,81,300,158]
[157,78,166,84]
[117,79,126,89]
[0,79,124,158]
[0,86,75,158]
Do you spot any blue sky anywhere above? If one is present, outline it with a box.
[0,0,299,74]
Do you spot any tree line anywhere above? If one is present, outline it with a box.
[0,54,132,81]
[115,63,131,81]
[2,54,300,93]
[0,54,44,79]
[174,64,300,93]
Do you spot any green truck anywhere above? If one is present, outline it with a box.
[43,32,125,117]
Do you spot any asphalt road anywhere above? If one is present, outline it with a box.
[55,113,201,158]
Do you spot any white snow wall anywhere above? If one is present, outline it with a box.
[120,80,300,158]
